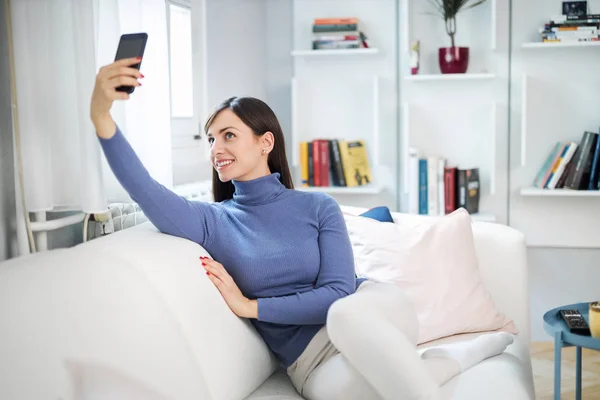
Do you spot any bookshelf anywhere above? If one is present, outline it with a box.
[508,0,600,248]
[298,184,383,195]
[398,0,505,223]
[522,41,600,49]
[291,48,379,57]
[290,1,397,208]
[520,188,600,197]
[401,99,499,221]
[290,71,384,194]
[401,0,498,59]
[404,73,496,82]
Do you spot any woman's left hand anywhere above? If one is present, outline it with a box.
[201,257,258,319]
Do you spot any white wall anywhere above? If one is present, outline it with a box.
[0,2,17,261]
[508,0,600,340]
[205,0,269,107]
[265,0,293,159]
[529,248,600,341]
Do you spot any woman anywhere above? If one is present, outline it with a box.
[90,57,513,400]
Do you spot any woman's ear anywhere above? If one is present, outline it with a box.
[262,131,275,153]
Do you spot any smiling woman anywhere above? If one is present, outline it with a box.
[203,96,294,202]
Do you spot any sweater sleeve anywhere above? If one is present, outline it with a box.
[98,125,220,247]
[256,195,356,325]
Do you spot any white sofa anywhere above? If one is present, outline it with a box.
[0,207,535,400]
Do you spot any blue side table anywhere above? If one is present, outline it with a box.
[543,302,600,400]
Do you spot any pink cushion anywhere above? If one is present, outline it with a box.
[343,208,517,344]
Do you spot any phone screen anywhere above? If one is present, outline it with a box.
[115,37,146,62]
[114,33,147,93]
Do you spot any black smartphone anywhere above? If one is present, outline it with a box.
[114,33,148,94]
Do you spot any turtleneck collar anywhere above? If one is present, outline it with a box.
[231,172,286,205]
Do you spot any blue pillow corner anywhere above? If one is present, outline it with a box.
[359,206,394,223]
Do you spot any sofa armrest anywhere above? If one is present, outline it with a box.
[471,221,530,345]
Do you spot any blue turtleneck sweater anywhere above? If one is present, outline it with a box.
[98,126,365,367]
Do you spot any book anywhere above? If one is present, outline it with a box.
[457,168,480,214]
[338,140,373,187]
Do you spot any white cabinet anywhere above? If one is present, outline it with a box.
[290,0,398,209]
[398,0,510,223]
[509,0,600,248]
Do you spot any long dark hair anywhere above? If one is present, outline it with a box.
[204,96,294,202]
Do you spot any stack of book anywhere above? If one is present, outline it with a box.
[312,17,369,50]
[539,14,600,42]
[298,139,372,188]
[533,130,600,190]
[407,148,480,216]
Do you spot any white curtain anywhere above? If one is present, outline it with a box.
[10,0,172,214]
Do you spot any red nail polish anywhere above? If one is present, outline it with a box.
[202,262,205,266]
[136,56,142,60]
[206,271,210,275]
[140,73,145,78]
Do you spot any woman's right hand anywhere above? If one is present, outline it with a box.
[90,57,144,138]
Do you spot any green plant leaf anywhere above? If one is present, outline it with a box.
[425,0,445,18]
[428,0,487,19]
[463,0,488,10]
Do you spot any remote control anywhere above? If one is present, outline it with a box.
[560,309,591,336]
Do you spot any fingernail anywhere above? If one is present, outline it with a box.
[202,262,205,266]
[206,271,210,275]
[140,74,145,78]
[136,57,142,60]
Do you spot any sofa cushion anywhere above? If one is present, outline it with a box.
[343,208,517,344]
[244,369,305,400]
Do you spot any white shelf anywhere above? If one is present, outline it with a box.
[520,187,600,197]
[471,213,496,222]
[522,41,600,49]
[297,184,383,195]
[291,48,379,57]
[404,73,496,81]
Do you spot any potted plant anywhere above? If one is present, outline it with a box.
[427,0,487,74]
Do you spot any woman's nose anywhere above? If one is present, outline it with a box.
[210,140,223,158]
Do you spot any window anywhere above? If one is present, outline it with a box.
[168,1,193,118]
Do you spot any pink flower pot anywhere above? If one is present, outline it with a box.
[438,47,469,74]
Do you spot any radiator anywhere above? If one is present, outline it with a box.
[86,180,213,241]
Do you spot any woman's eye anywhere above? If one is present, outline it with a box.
[225,132,235,139]
[207,137,214,144]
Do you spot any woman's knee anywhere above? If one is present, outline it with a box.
[327,281,419,345]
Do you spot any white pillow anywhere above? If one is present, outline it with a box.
[343,208,517,344]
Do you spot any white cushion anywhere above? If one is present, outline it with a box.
[342,208,517,344]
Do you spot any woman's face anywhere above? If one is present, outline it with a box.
[206,108,272,182]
